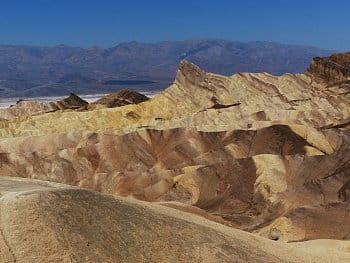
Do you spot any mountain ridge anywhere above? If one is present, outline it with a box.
[0,39,335,98]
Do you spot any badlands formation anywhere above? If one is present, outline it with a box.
[0,52,349,262]
[0,93,88,121]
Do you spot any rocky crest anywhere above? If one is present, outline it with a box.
[0,93,88,120]
[307,52,350,82]
[88,89,149,109]
[0,40,333,98]
[57,92,88,109]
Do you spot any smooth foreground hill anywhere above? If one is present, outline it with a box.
[0,52,349,262]
[0,39,333,97]
[0,176,349,263]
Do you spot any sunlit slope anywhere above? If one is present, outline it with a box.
[0,60,348,138]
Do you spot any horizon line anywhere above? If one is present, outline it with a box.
[0,38,340,52]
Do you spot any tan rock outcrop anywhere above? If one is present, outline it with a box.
[0,58,348,138]
[88,88,149,109]
[0,93,87,121]
[307,52,350,82]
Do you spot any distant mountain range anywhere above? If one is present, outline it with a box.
[0,39,334,98]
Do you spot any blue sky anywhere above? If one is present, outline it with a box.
[0,0,349,50]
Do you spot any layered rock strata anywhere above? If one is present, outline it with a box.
[0,53,349,249]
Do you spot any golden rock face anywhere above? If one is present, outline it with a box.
[307,52,350,82]
[0,55,349,261]
[0,60,349,137]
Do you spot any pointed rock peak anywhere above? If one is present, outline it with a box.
[178,60,206,76]
[175,60,207,85]
[60,93,88,108]
[15,98,24,105]
[94,89,149,108]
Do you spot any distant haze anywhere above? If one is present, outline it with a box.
[0,39,333,98]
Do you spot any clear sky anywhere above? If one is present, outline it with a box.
[0,0,349,50]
